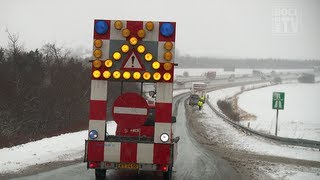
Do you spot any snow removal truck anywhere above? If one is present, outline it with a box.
[84,19,179,180]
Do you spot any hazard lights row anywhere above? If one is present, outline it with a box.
[92,68,172,81]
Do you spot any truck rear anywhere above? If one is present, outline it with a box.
[189,82,207,106]
[84,19,178,180]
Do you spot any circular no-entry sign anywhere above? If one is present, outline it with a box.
[112,92,149,128]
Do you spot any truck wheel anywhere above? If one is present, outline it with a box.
[95,169,106,180]
[163,166,172,180]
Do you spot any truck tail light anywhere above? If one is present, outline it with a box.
[158,164,168,172]
[89,162,100,168]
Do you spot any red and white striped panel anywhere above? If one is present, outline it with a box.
[155,82,173,103]
[154,82,173,145]
[88,80,108,141]
[88,141,171,164]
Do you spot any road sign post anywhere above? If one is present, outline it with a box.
[272,92,285,136]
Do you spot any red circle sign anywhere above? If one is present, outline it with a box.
[112,92,149,128]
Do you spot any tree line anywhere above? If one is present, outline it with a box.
[176,55,320,69]
[0,34,91,148]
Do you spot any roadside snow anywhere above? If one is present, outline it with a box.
[238,83,320,141]
[202,104,320,162]
[0,131,87,174]
[0,122,117,174]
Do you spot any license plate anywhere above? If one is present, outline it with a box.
[117,163,139,169]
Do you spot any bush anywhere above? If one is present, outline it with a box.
[183,71,189,77]
[217,100,240,121]
[298,73,315,83]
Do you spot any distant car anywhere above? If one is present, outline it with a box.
[228,74,235,81]
[272,76,282,84]
[189,94,200,106]
[252,70,262,76]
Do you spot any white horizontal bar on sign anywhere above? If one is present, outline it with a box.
[114,107,148,115]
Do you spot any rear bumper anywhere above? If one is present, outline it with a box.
[84,138,177,172]
[86,161,170,172]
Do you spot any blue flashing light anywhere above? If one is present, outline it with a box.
[95,20,108,35]
[89,130,98,139]
[160,23,174,37]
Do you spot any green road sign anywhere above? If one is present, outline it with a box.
[272,92,285,110]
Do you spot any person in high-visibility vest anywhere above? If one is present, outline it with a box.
[198,100,203,110]
[200,96,205,104]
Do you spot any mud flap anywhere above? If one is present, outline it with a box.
[171,142,178,166]
[84,140,88,162]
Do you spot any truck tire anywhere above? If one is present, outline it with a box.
[95,169,106,180]
[163,166,172,180]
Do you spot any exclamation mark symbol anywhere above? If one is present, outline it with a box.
[131,56,135,67]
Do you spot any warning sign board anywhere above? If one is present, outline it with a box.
[112,92,149,128]
[121,51,145,71]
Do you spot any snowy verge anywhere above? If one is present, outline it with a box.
[0,131,87,174]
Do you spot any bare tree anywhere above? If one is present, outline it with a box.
[5,28,23,56]
[41,42,71,63]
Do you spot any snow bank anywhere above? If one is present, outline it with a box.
[0,131,87,173]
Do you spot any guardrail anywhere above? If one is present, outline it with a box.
[206,96,320,149]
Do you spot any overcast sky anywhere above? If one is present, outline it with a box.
[0,0,319,60]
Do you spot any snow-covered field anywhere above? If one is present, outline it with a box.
[238,83,320,141]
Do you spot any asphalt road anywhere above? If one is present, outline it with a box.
[11,95,239,180]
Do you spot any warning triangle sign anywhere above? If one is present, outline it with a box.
[121,51,145,71]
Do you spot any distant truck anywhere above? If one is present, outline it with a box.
[189,82,207,106]
[298,73,315,83]
[204,71,217,80]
